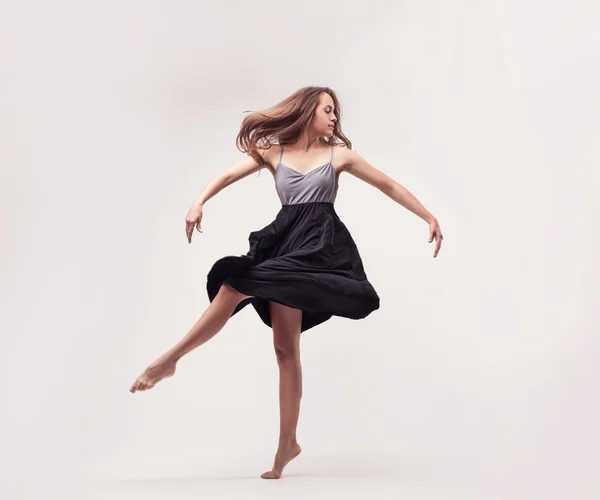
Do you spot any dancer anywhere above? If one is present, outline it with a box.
[130,86,444,479]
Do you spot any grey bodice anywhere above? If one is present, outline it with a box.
[275,144,339,205]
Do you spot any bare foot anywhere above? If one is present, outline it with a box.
[260,441,302,479]
[129,358,177,393]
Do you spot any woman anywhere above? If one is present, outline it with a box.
[129,86,444,479]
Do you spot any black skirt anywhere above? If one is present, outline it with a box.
[206,201,380,332]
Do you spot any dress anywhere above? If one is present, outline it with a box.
[206,144,380,332]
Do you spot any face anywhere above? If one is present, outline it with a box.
[311,92,336,136]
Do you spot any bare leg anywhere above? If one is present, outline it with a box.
[130,284,252,393]
[261,301,303,479]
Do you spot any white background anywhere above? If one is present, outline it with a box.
[2,0,598,499]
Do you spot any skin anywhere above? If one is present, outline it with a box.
[129,92,444,479]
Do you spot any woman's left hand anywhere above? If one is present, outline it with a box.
[428,219,443,258]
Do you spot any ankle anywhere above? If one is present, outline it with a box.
[161,351,182,365]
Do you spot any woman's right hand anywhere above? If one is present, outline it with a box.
[185,203,203,243]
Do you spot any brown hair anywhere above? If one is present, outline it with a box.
[236,86,352,173]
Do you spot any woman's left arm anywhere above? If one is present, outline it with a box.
[342,148,444,258]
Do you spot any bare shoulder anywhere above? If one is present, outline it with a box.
[256,145,279,175]
[333,143,353,174]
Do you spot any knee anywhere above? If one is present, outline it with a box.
[274,343,300,363]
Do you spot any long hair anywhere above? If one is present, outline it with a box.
[236,86,352,174]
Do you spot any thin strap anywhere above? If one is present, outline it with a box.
[330,144,334,163]
[279,144,284,164]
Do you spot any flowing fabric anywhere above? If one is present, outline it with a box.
[206,144,380,332]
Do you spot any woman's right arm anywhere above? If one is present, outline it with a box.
[192,149,269,208]
[185,150,269,243]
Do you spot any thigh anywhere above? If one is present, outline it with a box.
[269,301,302,354]
[217,283,254,302]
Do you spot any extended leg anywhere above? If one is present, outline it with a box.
[130,284,252,393]
[261,301,303,479]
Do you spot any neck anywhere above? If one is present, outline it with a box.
[286,132,323,152]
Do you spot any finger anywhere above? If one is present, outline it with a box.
[435,235,443,257]
[429,227,439,243]
[196,221,203,233]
